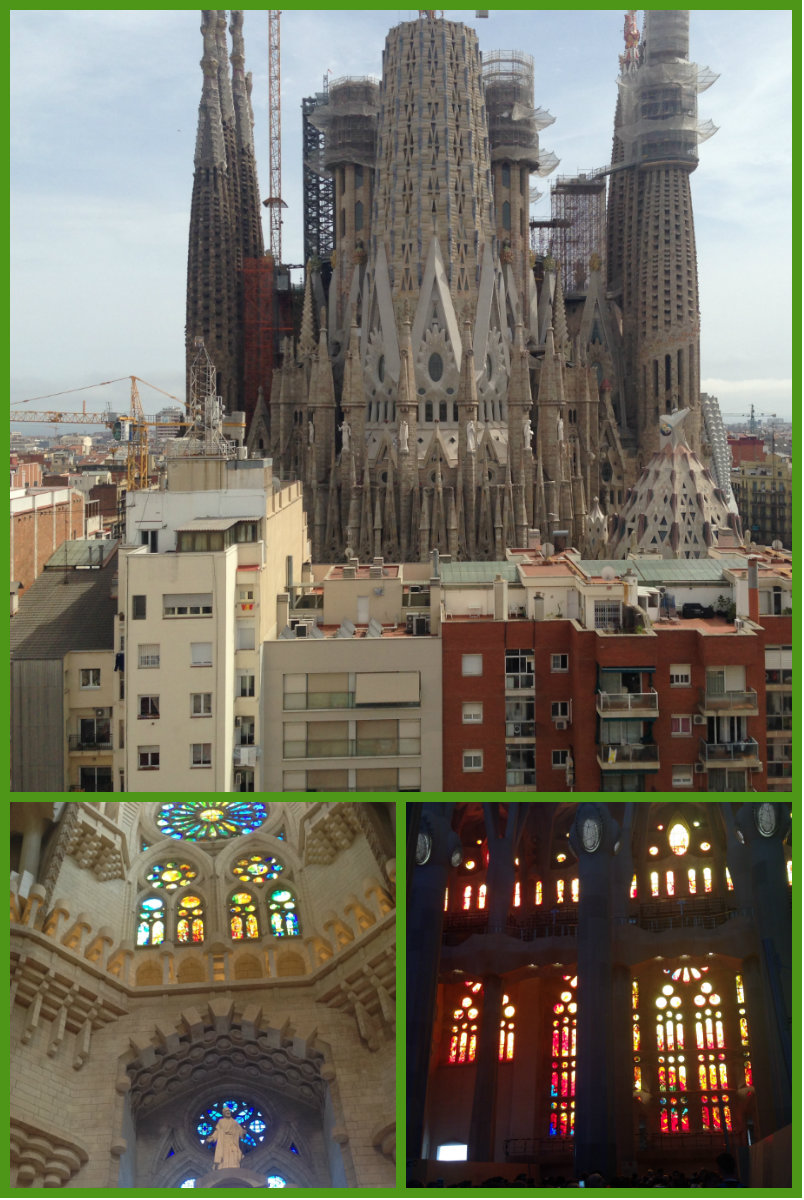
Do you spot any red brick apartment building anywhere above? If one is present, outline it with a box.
[442,555,790,794]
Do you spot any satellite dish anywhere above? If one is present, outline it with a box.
[601,565,616,581]
[542,542,555,558]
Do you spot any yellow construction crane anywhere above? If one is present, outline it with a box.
[11,375,183,492]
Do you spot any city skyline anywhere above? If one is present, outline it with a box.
[11,9,792,425]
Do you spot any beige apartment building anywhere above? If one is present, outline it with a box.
[115,454,307,792]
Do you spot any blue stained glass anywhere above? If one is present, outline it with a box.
[267,1176,287,1188]
[157,803,268,841]
[180,1179,196,1188]
[195,1098,268,1152]
[290,1144,299,1155]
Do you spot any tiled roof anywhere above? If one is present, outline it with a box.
[11,550,118,660]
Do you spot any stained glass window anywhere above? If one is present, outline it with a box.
[177,895,205,943]
[500,995,515,1061]
[195,1098,267,1151]
[630,874,638,899]
[230,891,260,940]
[478,884,487,909]
[157,802,268,841]
[233,853,283,887]
[267,1177,287,1188]
[137,896,165,946]
[549,975,577,1137]
[462,885,473,911]
[147,861,198,890]
[180,1179,196,1188]
[535,881,543,905]
[447,981,515,1065]
[668,822,689,855]
[268,888,300,937]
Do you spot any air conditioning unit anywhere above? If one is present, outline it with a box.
[554,719,568,731]
[506,723,522,736]
[405,613,430,636]
[409,585,422,594]
[294,622,311,638]
[694,763,705,774]
[693,715,707,725]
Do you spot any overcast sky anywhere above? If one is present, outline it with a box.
[10,9,792,427]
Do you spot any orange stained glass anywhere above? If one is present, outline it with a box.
[468,1032,477,1060]
[656,1023,664,1051]
[535,881,543,905]
[632,980,639,1009]
[678,1064,687,1089]
[634,1065,642,1089]
[177,918,190,943]
[703,867,712,894]
[630,874,638,899]
[458,1030,467,1063]
[715,1020,724,1048]
[191,917,204,941]
[463,885,472,910]
[666,870,675,896]
[633,1023,640,1051]
[444,888,449,911]
[709,1063,718,1089]
[505,1029,514,1060]
[245,913,259,939]
[719,1063,728,1088]
[723,1104,732,1131]
[556,879,565,903]
[787,860,792,886]
[705,1017,714,1049]
[570,1026,576,1056]
[571,878,579,903]
[478,884,487,909]
[676,1023,684,1049]
[658,1065,666,1090]
[735,975,745,1004]
[711,1105,722,1131]
[726,867,734,891]
[698,1063,708,1089]
[449,1032,459,1061]
[744,1060,753,1086]
[552,1026,560,1056]
[701,1103,710,1130]
[688,868,696,894]
[696,1022,704,1049]
[739,1016,749,1046]
[513,881,521,907]
[231,914,243,939]
[650,871,659,897]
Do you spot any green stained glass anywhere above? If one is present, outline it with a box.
[157,802,267,841]
[233,853,283,887]
[147,861,198,890]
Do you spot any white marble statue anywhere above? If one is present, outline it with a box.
[467,419,477,452]
[308,418,315,446]
[340,420,351,451]
[399,419,409,453]
[205,1107,246,1170]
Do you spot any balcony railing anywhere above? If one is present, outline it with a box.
[699,737,760,764]
[283,737,420,759]
[598,742,660,769]
[505,673,535,690]
[596,689,658,715]
[506,769,536,787]
[505,721,535,738]
[766,714,793,733]
[68,734,112,752]
[699,687,758,713]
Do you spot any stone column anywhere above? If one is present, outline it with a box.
[467,972,504,1162]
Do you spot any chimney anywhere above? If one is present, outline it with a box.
[276,592,290,630]
[747,556,759,624]
[493,574,508,621]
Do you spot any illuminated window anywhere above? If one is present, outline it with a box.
[687,868,696,894]
[513,881,521,907]
[232,854,283,887]
[548,975,577,1137]
[650,871,659,898]
[535,881,543,905]
[500,995,516,1061]
[146,861,198,891]
[195,1098,267,1152]
[463,885,473,910]
[668,822,690,855]
[571,878,579,902]
[136,896,165,946]
[630,874,638,899]
[176,895,204,943]
[725,867,734,891]
[447,981,515,1065]
[444,888,449,912]
[268,888,300,936]
[666,870,675,897]
[157,802,268,841]
[229,891,259,940]
[556,879,565,903]
[703,867,712,894]
[787,860,792,886]
[478,884,487,909]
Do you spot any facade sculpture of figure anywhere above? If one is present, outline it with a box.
[205,1106,246,1170]
[340,420,351,451]
[556,413,564,443]
[308,418,315,446]
[467,419,477,453]
[399,419,409,453]
[523,415,533,445]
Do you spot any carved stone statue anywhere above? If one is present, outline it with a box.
[523,415,533,444]
[556,414,565,443]
[399,419,409,453]
[467,419,477,453]
[308,418,315,446]
[340,419,351,451]
[205,1107,246,1170]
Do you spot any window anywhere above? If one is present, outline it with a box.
[163,593,213,617]
[552,749,569,768]
[156,802,268,840]
[229,891,260,939]
[138,746,160,770]
[78,716,111,748]
[132,594,146,619]
[234,521,259,543]
[548,975,578,1136]
[176,895,205,943]
[463,750,483,771]
[462,653,483,676]
[437,1145,468,1162]
[551,701,570,719]
[138,644,160,669]
[191,692,212,717]
[594,600,622,629]
[191,743,212,767]
[670,664,691,686]
[136,896,165,946]
[551,654,569,672]
[268,887,300,936]
[462,701,483,723]
[236,623,256,651]
[672,765,694,788]
[195,1100,268,1153]
[80,668,101,689]
[237,715,256,745]
[191,642,213,667]
[671,715,692,736]
[233,854,283,886]
[505,650,534,689]
[139,695,160,719]
[238,672,256,697]
[79,766,113,791]
[146,861,198,890]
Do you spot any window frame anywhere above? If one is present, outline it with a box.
[138,746,160,770]
[191,742,212,768]
[462,701,483,724]
[462,749,484,772]
[461,653,483,677]
[138,695,160,719]
[191,692,213,718]
[551,653,569,673]
[79,667,101,689]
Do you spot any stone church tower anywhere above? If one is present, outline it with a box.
[11,802,396,1189]
[186,11,264,416]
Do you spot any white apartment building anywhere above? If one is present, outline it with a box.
[115,454,307,792]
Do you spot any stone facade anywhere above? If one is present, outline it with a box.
[11,801,396,1189]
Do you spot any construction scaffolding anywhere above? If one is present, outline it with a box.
[530,171,607,294]
[302,89,335,265]
[482,49,554,167]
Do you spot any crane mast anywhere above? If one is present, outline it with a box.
[265,10,284,262]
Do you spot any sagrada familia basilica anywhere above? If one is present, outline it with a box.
[186,10,741,563]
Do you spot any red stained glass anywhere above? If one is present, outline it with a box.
[681,1112,690,1132]
[449,1034,458,1062]
[660,1110,669,1133]
[744,1060,753,1086]
[535,881,543,905]
[633,1024,640,1051]
[702,1103,710,1130]
[698,1065,707,1089]
[656,1024,665,1051]
[723,1105,732,1131]
[552,1029,560,1056]
[658,1066,666,1090]
[463,885,472,911]
[178,918,190,943]
[231,914,244,940]
[478,884,486,909]
[468,1033,477,1062]
[458,1031,467,1063]
[709,1064,718,1090]
[549,1113,558,1136]
[676,1023,684,1050]
[634,1065,642,1089]
[570,1027,576,1057]
[630,874,638,899]
[712,1106,722,1131]
[561,1026,569,1056]
[191,917,204,942]
[719,1063,728,1089]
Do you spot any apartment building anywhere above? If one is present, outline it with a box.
[264,560,443,792]
[440,550,791,793]
[115,453,307,793]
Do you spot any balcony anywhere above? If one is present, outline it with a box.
[766,714,793,735]
[698,738,761,769]
[505,673,535,691]
[598,742,660,770]
[283,737,420,759]
[698,687,758,716]
[505,721,535,738]
[68,734,112,752]
[596,689,659,718]
[505,769,537,789]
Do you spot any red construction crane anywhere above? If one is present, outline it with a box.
[263,10,286,262]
